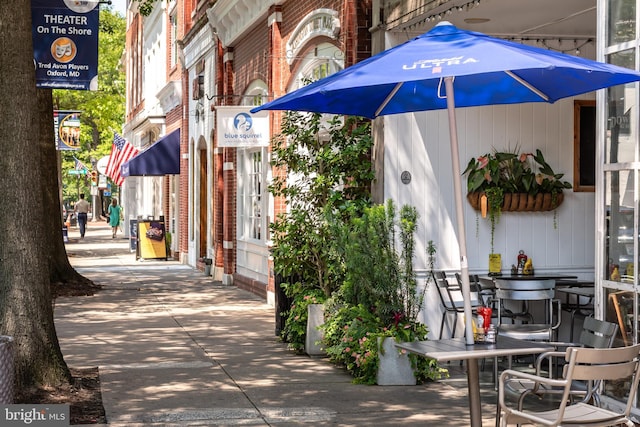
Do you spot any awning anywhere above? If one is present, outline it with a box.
[121,129,180,177]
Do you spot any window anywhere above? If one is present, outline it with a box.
[239,149,265,241]
[170,13,178,67]
[573,100,596,192]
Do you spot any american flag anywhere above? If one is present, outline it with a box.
[105,133,139,186]
[74,157,88,173]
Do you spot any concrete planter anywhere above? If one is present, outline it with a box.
[305,304,325,356]
[377,337,416,385]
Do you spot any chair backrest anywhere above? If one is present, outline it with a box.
[454,272,482,295]
[432,271,453,308]
[561,344,640,419]
[579,317,618,349]
[433,271,481,310]
[494,278,555,301]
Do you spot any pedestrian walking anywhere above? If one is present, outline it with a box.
[108,198,122,238]
[74,193,91,239]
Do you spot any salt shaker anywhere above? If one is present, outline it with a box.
[485,325,496,343]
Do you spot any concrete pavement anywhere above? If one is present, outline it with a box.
[56,221,500,426]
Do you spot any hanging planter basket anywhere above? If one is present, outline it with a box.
[467,192,564,212]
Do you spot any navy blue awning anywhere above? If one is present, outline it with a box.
[121,129,180,177]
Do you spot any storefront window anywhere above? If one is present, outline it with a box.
[238,149,265,241]
[601,0,640,411]
[607,0,636,46]
[604,170,637,283]
[605,82,637,164]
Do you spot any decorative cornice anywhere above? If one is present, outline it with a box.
[285,9,340,65]
[157,80,182,113]
[207,0,285,47]
[182,24,215,69]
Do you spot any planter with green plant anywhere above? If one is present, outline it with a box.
[321,200,446,384]
[464,148,571,214]
[464,148,572,245]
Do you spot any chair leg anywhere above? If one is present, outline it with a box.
[451,315,457,338]
[439,313,446,340]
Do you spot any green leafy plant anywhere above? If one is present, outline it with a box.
[321,302,445,384]
[484,186,504,253]
[427,240,437,271]
[269,111,373,347]
[532,149,573,197]
[270,112,374,298]
[321,201,445,384]
[279,283,326,352]
[463,148,572,245]
[463,148,572,197]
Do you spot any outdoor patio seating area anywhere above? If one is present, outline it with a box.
[402,271,640,425]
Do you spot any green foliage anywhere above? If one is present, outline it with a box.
[463,148,572,196]
[56,8,125,203]
[321,300,446,384]
[463,147,572,247]
[138,0,158,16]
[336,200,423,326]
[279,283,326,352]
[269,112,374,297]
[320,201,445,384]
[485,187,504,253]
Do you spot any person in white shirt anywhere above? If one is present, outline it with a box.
[74,193,90,239]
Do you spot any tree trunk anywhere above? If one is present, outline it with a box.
[37,89,92,287]
[0,1,71,391]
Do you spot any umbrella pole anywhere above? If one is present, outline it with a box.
[444,76,482,427]
[444,76,474,346]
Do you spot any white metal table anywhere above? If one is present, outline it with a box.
[396,336,553,427]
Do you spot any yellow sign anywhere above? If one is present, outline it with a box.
[138,221,167,259]
[488,253,502,275]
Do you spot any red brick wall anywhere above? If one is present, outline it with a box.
[213,42,225,270]
[222,0,372,296]
[176,0,190,259]
[233,25,269,96]
[223,147,236,275]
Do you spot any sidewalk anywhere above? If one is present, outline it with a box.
[56,222,499,426]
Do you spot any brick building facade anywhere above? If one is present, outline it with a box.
[124,0,372,303]
[207,0,372,301]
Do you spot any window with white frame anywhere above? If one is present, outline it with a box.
[238,148,266,241]
[290,42,344,91]
[238,81,268,242]
[170,12,178,68]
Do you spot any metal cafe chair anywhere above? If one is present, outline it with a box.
[496,317,618,427]
[498,343,640,427]
[432,271,484,339]
[494,278,561,342]
[491,278,561,386]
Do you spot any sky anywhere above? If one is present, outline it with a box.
[110,0,126,16]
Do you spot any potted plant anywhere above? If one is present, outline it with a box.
[321,200,445,384]
[463,148,571,273]
[464,148,571,212]
[464,148,572,231]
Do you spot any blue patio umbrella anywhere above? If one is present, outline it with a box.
[253,21,640,346]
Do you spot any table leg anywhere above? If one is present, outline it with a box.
[467,358,482,427]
